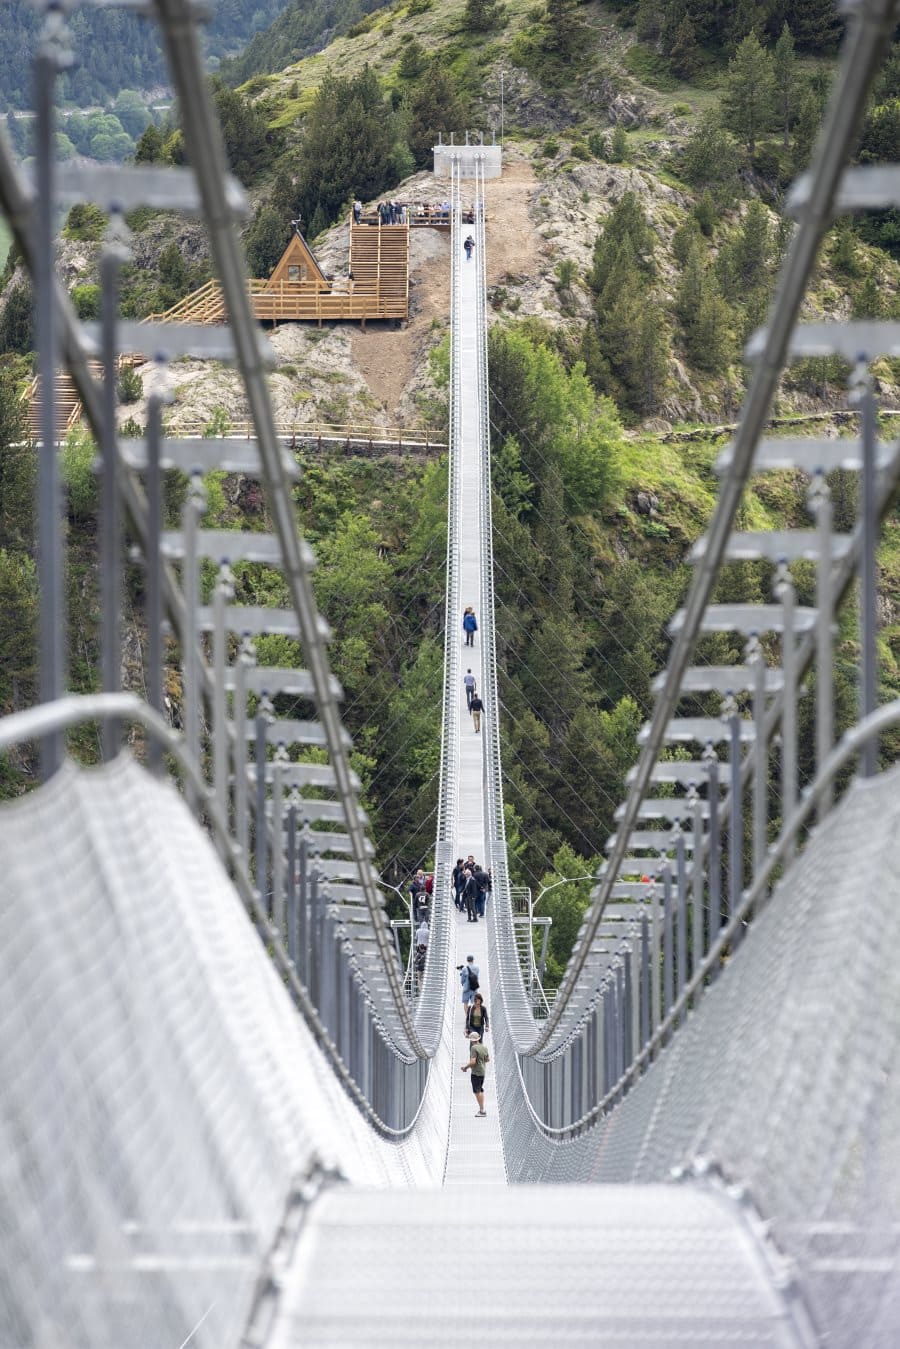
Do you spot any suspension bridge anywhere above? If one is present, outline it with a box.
[2,1,900,1344]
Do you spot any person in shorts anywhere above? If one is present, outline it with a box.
[461,1031,490,1116]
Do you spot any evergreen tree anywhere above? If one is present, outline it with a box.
[734,199,771,287]
[791,82,825,173]
[588,192,655,294]
[296,67,401,224]
[211,78,278,185]
[722,33,775,156]
[409,62,469,167]
[0,279,33,356]
[858,98,900,163]
[689,281,733,373]
[245,205,290,278]
[632,302,670,414]
[789,0,842,54]
[669,14,700,78]
[462,0,503,33]
[539,0,588,63]
[727,0,764,50]
[134,122,164,164]
[681,112,741,196]
[398,38,427,79]
[772,23,797,148]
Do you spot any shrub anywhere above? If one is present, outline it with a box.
[542,137,559,157]
[63,203,107,242]
[120,416,143,438]
[556,258,578,289]
[117,365,143,405]
[204,406,230,437]
[570,140,590,160]
[71,284,101,321]
[587,130,607,158]
[61,426,97,521]
[406,0,432,14]
[609,125,628,162]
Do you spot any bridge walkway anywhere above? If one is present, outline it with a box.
[443,223,506,1187]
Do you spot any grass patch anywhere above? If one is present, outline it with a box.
[612,434,719,540]
[0,218,10,269]
[623,43,682,92]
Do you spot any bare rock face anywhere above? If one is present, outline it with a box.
[130,215,210,273]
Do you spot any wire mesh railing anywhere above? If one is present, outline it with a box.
[483,0,900,1147]
[0,0,450,1137]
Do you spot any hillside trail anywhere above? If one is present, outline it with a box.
[349,149,542,419]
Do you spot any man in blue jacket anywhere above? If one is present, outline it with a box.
[462,607,478,646]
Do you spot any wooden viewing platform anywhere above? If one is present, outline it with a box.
[146,223,410,327]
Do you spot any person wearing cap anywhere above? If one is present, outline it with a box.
[461,1031,490,1116]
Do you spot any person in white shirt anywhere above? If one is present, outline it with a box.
[463,669,476,710]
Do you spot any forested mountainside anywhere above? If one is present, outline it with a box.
[0,0,294,110]
[2,0,899,982]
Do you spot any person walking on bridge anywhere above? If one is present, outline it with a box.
[463,607,478,647]
[460,954,480,1011]
[466,992,489,1041]
[464,234,474,261]
[462,868,479,922]
[464,668,476,710]
[462,1031,490,1116]
[470,691,483,733]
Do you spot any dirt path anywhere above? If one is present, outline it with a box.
[349,148,542,419]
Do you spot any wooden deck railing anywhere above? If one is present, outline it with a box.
[164,420,447,450]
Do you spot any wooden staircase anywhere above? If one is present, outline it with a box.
[24,368,91,442]
[348,223,409,320]
[144,278,227,324]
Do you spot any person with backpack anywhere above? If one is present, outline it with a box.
[460,955,479,1016]
[469,691,484,733]
[462,607,478,647]
[463,668,476,710]
[465,992,489,1041]
[461,1031,490,1116]
[463,234,475,261]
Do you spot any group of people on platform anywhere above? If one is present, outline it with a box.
[351,197,477,227]
[453,855,491,922]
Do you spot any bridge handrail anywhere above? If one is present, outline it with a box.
[0,690,427,1139]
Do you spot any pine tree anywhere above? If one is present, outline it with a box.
[588,192,655,294]
[632,302,670,415]
[722,32,775,156]
[539,0,588,62]
[789,0,842,54]
[409,62,469,167]
[669,15,700,78]
[134,122,164,163]
[689,280,733,373]
[773,23,797,148]
[462,0,503,33]
[734,199,771,288]
[245,206,290,279]
[791,83,824,174]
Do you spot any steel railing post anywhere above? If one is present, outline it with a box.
[34,10,69,778]
[99,215,129,760]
